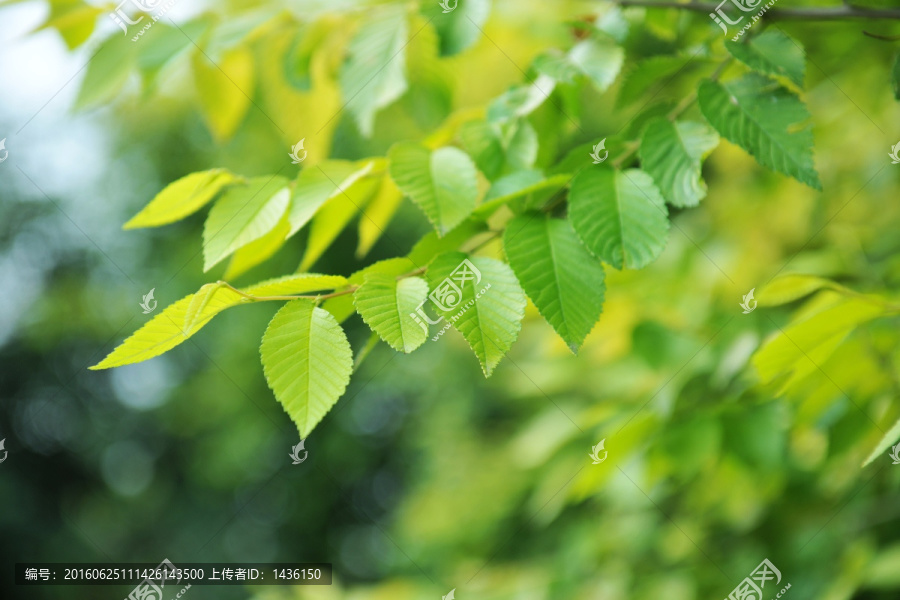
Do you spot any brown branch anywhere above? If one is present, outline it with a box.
[611,0,900,21]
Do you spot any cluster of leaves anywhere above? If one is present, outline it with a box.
[79,1,832,439]
[754,274,900,464]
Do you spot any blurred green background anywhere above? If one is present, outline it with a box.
[2,0,900,599]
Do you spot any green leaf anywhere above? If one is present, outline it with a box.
[753,296,886,388]
[488,75,556,122]
[568,168,669,270]
[429,0,491,56]
[75,34,138,109]
[90,274,348,370]
[473,171,569,218]
[726,29,805,88]
[223,212,291,280]
[459,118,537,180]
[287,161,360,239]
[757,274,835,307]
[90,289,244,370]
[357,175,405,258]
[124,169,240,229]
[407,220,487,265]
[299,173,381,272]
[617,55,711,109]
[426,252,526,376]
[323,258,419,323]
[340,5,409,136]
[245,273,349,296]
[698,75,821,190]
[183,282,226,334]
[260,300,353,438]
[388,142,478,235]
[639,119,719,208]
[353,274,429,352]
[36,0,102,50]
[192,45,255,141]
[203,176,291,271]
[862,417,900,467]
[567,37,624,93]
[503,214,605,352]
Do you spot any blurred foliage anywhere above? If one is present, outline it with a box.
[2,0,900,599]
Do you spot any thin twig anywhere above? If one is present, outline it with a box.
[610,0,900,21]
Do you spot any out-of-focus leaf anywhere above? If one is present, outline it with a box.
[568,168,669,270]
[299,171,380,271]
[75,34,138,109]
[357,175,404,258]
[698,75,821,190]
[37,0,102,50]
[260,300,353,437]
[504,214,605,351]
[203,176,290,271]
[428,0,491,56]
[757,274,835,307]
[567,36,624,93]
[287,161,360,238]
[340,5,409,136]
[726,29,805,88]
[753,296,886,386]
[488,75,556,122]
[862,417,900,467]
[192,45,255,141]
[124,169,240,229]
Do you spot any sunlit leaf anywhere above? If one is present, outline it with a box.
[388,142,478,235]
[357,175,405,258]
[354,274,429,352]
[192,45,255,141]
[260,300,353,437]
[203,176,290,271]
[427,252,526,376]
[124,169,240,229]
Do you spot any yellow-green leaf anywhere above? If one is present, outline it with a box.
[260,300,353,437]
[192,45,255,141]
[124,169,240,229]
